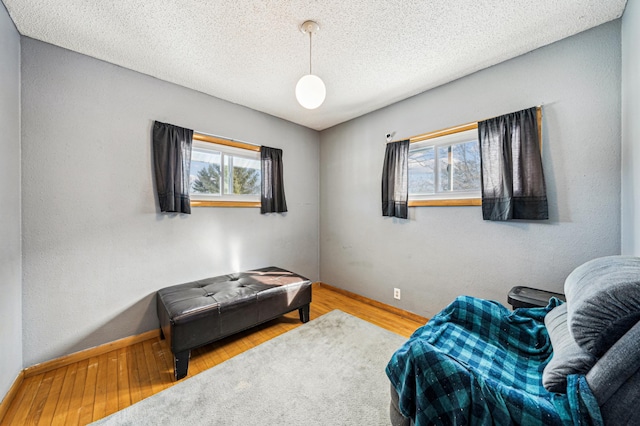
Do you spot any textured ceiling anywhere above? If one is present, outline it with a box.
[2,0,627,130]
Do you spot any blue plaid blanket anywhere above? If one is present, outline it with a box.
[386,296,602,425]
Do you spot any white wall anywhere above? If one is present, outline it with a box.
[320,21,622,318]
[0,1,22,398]
[20,38,320,366]
[622,0,640,255]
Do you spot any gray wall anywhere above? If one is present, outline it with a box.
[21,38,320,366]
[622,0,639,256]
[9,11,630,371]
[319,21,622,318]
[0,2,22,398]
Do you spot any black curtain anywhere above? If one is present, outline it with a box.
[260,146,288,214]
[381,140,410,219]
[478,107,548,221]
[152,121,194,214]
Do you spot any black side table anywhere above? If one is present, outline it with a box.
[507,286,566,309]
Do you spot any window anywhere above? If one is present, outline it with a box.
[404,107,541,207]
[189,134,261,207]
[409,127,481,206]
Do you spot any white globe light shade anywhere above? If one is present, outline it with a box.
[295,74,326,109]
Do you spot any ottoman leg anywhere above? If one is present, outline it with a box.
[299,304,310,323]
[174,350,190,380]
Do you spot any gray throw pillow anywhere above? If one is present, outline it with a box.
[543,303,597,393]
[564,256,640,357]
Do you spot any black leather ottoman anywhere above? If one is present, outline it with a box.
[157,266,312,380]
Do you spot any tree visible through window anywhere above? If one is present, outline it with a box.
[437,141,480,192]
[224,155,260,195]
[192,163,221,194]
[189,140,261,203]
[408,128,481,202]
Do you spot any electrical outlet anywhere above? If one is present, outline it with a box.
[394,288,401,300]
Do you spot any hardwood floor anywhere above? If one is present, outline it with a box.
[1,284,426,425]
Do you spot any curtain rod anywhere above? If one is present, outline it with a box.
[389,105,542,145]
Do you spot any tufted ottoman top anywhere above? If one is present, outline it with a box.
[158,266,311,325]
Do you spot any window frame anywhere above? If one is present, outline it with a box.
[189,133,262,208]
[406,107,542,207]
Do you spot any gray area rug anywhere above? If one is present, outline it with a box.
[92,310,407,426]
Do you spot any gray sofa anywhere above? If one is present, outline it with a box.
[563,256,640,424]
[389,255,640,425]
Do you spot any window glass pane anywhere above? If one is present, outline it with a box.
[190,148,221,195]
[437,146,451,192]
[451,140,481,191]
[435,141,480,193]
[408,146,435,195]
[224,154,261,195]
[223,155,232,195]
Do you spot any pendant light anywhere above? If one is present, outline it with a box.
[296,20,326,109]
